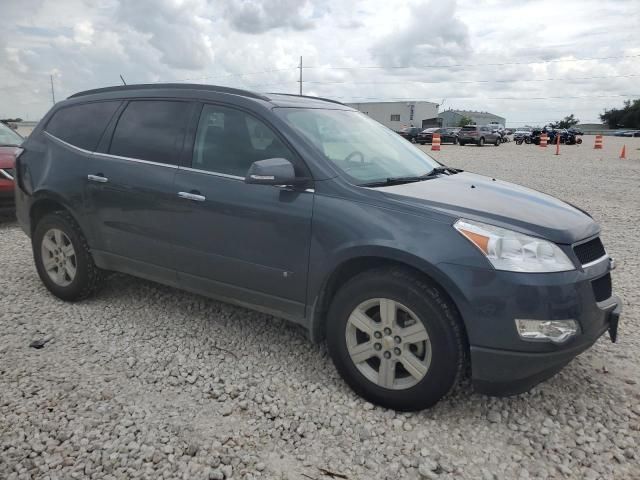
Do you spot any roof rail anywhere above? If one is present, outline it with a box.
[268,93,346,106]
[68,83,270,101]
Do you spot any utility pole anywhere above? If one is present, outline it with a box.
[50,75,56,104]
[298,56,302,96]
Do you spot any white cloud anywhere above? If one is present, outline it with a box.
[0,0,639,124]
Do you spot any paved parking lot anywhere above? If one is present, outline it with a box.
[1,135,639,480]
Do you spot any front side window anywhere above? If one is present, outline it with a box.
[109,101,191,165]
[46,101,120,151]
[192,105,294,177]
[275,108,440,186]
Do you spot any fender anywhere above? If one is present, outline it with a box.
[306,243,471,343]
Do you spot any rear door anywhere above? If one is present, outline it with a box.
[85,99,194,280]
[171,103,314,320]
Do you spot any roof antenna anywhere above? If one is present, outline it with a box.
[119,74,127,86]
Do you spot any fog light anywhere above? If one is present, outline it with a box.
[515,319,579,344]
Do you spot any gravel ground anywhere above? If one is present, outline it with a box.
[1,135,639,480]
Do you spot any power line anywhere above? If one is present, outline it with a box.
[337,94,639,102]
[303,73,640,86]
[303,54,640,71]
[166,67,296,83]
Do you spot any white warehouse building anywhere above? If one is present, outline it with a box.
[346,101,440,130]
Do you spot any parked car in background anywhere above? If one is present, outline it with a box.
[567,127,583,136]
[614,130,631,137]
[0,122,23,214]
[397,126,422,143]
[620,130,640,137]
[457,125,501,146]
[417,127,458,145]
[513,128,532,144]
[15,84,621,411]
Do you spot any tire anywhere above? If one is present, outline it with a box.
[326,267,465,411]
[459,141,465,146]
[494,137,500,146]
[525,137,531,144]
[452,137,458,145]
[477,137,485,147]
[33,211,104,301]
[411,137,417,144]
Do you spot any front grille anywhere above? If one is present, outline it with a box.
[574,237,606,265]
[592,273,612,302]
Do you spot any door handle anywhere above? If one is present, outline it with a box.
[178,191,206,202]
[88,174,108,183]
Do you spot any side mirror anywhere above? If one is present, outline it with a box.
[245,158,300,186]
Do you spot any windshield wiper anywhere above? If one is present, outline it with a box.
[359,175,430,187]
[359,166,463,187]
[426,166,463,176]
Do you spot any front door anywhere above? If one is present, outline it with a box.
[172,104,314,320]
[85,99,194,281]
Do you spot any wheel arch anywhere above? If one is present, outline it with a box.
[29,191,86,238]
[307,249,469,348]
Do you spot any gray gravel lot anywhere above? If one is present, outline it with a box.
[1,135,639,480]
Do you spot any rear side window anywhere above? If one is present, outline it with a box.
[109,101,191,165]
[45,101,120,151]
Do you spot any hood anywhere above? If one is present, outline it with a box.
[377,172,598,244]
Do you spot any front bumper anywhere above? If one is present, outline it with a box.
[471,297,620,396]
[438,258,621,396]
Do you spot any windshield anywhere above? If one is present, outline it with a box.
[0,122,23,146]
[275,108,440,185]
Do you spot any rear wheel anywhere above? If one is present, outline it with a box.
[33,211,104,301]
[326,267,465,411]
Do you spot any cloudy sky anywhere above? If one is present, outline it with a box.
[1,0,639,126]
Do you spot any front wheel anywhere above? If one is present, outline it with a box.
[326,268,465,411]
[494,137,501,146]
[478,137,485,147]
[33,211,104,301]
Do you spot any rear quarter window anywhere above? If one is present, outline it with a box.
[45,101,121,151]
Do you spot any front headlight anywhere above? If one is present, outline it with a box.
[454,219,575,273]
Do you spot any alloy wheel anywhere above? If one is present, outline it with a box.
[345,298,432,390]
[41,228,77,287]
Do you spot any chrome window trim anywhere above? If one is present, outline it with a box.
[93,151,179,169]
[44,131,93,155]
[582,254,609,269]
[0,168,14,181]
[179,166,244,180]
[44,131,179,169]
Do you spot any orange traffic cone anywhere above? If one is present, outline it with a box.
[594,134,603,149]
[431,133,441,151]
[619,145,626,159]
[540,133,548,147]
[555,134,560,155]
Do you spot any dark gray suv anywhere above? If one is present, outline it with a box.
[15,84,621,411]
